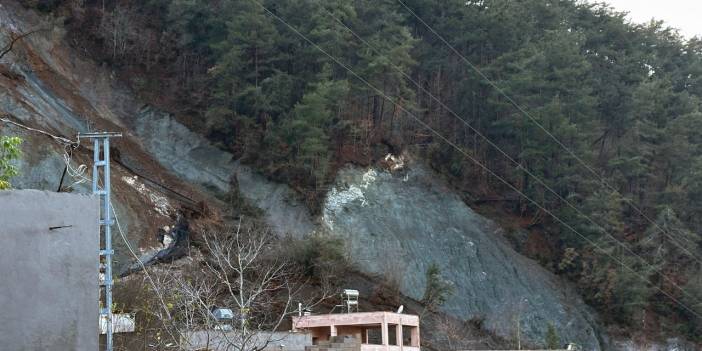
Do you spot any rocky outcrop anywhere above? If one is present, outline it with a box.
[133,106,235,194]
[612,338,698,351]
[322,165,602,350]
[130,109,603,347]
[132,107,315,238]
[0,2,200,271]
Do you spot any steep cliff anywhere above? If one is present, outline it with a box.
[0,2,207,270]
[0,2,667,349]
[132,109,604,348]
[322,165,602,348]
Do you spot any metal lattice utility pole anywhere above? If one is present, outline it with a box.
[79,132,122,351]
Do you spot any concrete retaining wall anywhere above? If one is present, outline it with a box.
[186,330,312,351]
[0,190,99,350]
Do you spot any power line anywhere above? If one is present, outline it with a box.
[1,114,201,210]
[319,5,702,307]
[395,0,702,264]
[110,199,184,345]
[1,115,75,145]
[62,143,90,188]
[249,0,702,320]
[0,117,187,344]
[1,115,92,189]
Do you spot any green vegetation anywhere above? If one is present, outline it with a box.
[545,323,560,349]
[287,232,348,287]
[422,262,454,310]
[0,136,22,190]
[46,0,702,339]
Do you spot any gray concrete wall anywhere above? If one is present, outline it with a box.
[187,331,312,351]
[0,190,99,351]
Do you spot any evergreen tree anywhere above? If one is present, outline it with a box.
[208,0,282,127]
[286,78,349,183]
[487,28,595,210]
[56,0,702,336]
[544,323,560,349]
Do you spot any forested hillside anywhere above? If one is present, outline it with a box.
[30,0,702,341]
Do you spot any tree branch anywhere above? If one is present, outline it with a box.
[0,28,45,60]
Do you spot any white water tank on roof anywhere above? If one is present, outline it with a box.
[342,289,359,298]
[341,289,359,313]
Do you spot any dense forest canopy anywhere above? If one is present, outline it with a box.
[32,0,702,340]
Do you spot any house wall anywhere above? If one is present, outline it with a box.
[0,190,99,351]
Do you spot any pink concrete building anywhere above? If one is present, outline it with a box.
[292,312,420,351]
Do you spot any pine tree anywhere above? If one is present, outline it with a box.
[640,207,699,267]
[208,0,282,125]
[544,323,560,349]
[286,78,349,183]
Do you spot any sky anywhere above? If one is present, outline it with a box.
[599,0,702,38]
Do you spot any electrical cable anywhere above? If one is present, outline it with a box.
[1,115,200,210]
[250,0,702,319]
[110,198,184,345]
[62,143,89,188]
[319,6,702,306]
[395,0,702,264]
[1,115,90,188]
[0,116,75,145]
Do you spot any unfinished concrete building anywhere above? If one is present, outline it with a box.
[292,312,420,351]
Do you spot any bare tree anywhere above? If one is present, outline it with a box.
[99,4,138,61]
[202,224,292,351]
[143,221,327,351]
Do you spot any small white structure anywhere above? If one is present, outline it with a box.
[212,307,234,322]
[100,313,135,334]
[211,307,235,330]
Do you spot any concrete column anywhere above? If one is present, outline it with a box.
[330,324,337,337]
[410,326,420,347]
[396,323,403,349]
[381,322,389,347]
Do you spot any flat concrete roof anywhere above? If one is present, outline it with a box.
[292,312,419,329]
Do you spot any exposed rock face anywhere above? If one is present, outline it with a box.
[0,2,197,271]
[132,108,315,238]
[127,108,606,347]
[612,338,698,351]
[322,166,602,350]
[133,106,235,194]
[131,110,603,347]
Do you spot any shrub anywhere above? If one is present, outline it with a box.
[287,232,348,287]
[0,136,22,190]
[422,262,454,310]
